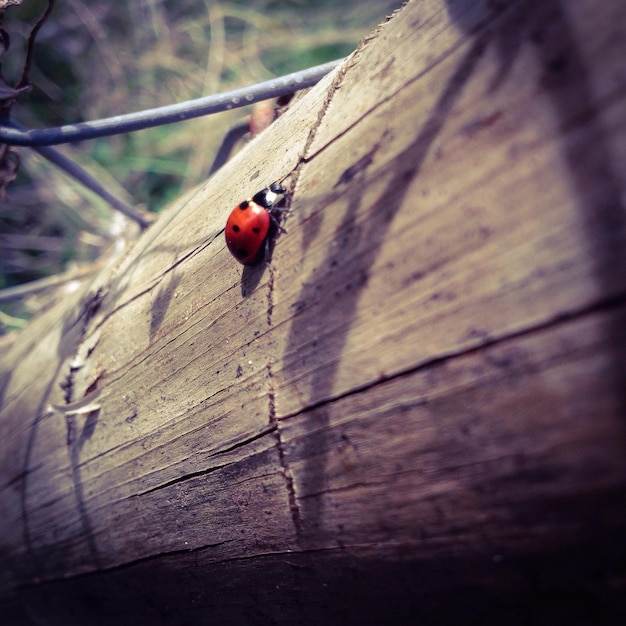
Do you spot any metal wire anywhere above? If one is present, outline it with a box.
[0,59,343,147]
[10,120,152,227]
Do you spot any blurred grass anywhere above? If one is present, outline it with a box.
[0,0,400,331]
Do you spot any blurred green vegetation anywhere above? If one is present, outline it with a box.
[0,0,400,331]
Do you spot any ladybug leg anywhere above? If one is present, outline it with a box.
[263,208,290,264]
[263,233,273,264]
[269,207,289,234]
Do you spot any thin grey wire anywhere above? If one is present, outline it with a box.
[0,59,342,147]
[10,120,151,227]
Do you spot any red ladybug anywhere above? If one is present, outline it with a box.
[225,183,286,265]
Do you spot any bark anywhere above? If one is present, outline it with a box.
[1,0,625,623]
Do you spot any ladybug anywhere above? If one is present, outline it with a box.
[225,182,287,265]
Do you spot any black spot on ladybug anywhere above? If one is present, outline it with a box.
[232,225,240,232]
[239,200,250,209]
[252,227,261,234]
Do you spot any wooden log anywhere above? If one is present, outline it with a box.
[1,0,625,623]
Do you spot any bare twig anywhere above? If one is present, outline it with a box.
[15,0,56,90]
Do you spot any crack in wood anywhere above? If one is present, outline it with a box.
[134,462,234,496]
[14,539,239,590]
[266,263,275,327]
[208,425,278,458]
[58,288,105,404]
[16,541,379,593]
[287,52,350,200]
[267,364,303,541]
[132,428,278,497]
[277,292,626,424]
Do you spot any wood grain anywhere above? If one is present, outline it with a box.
[1,0,625,623]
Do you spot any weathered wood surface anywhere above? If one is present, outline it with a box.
[1,0,625,623]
